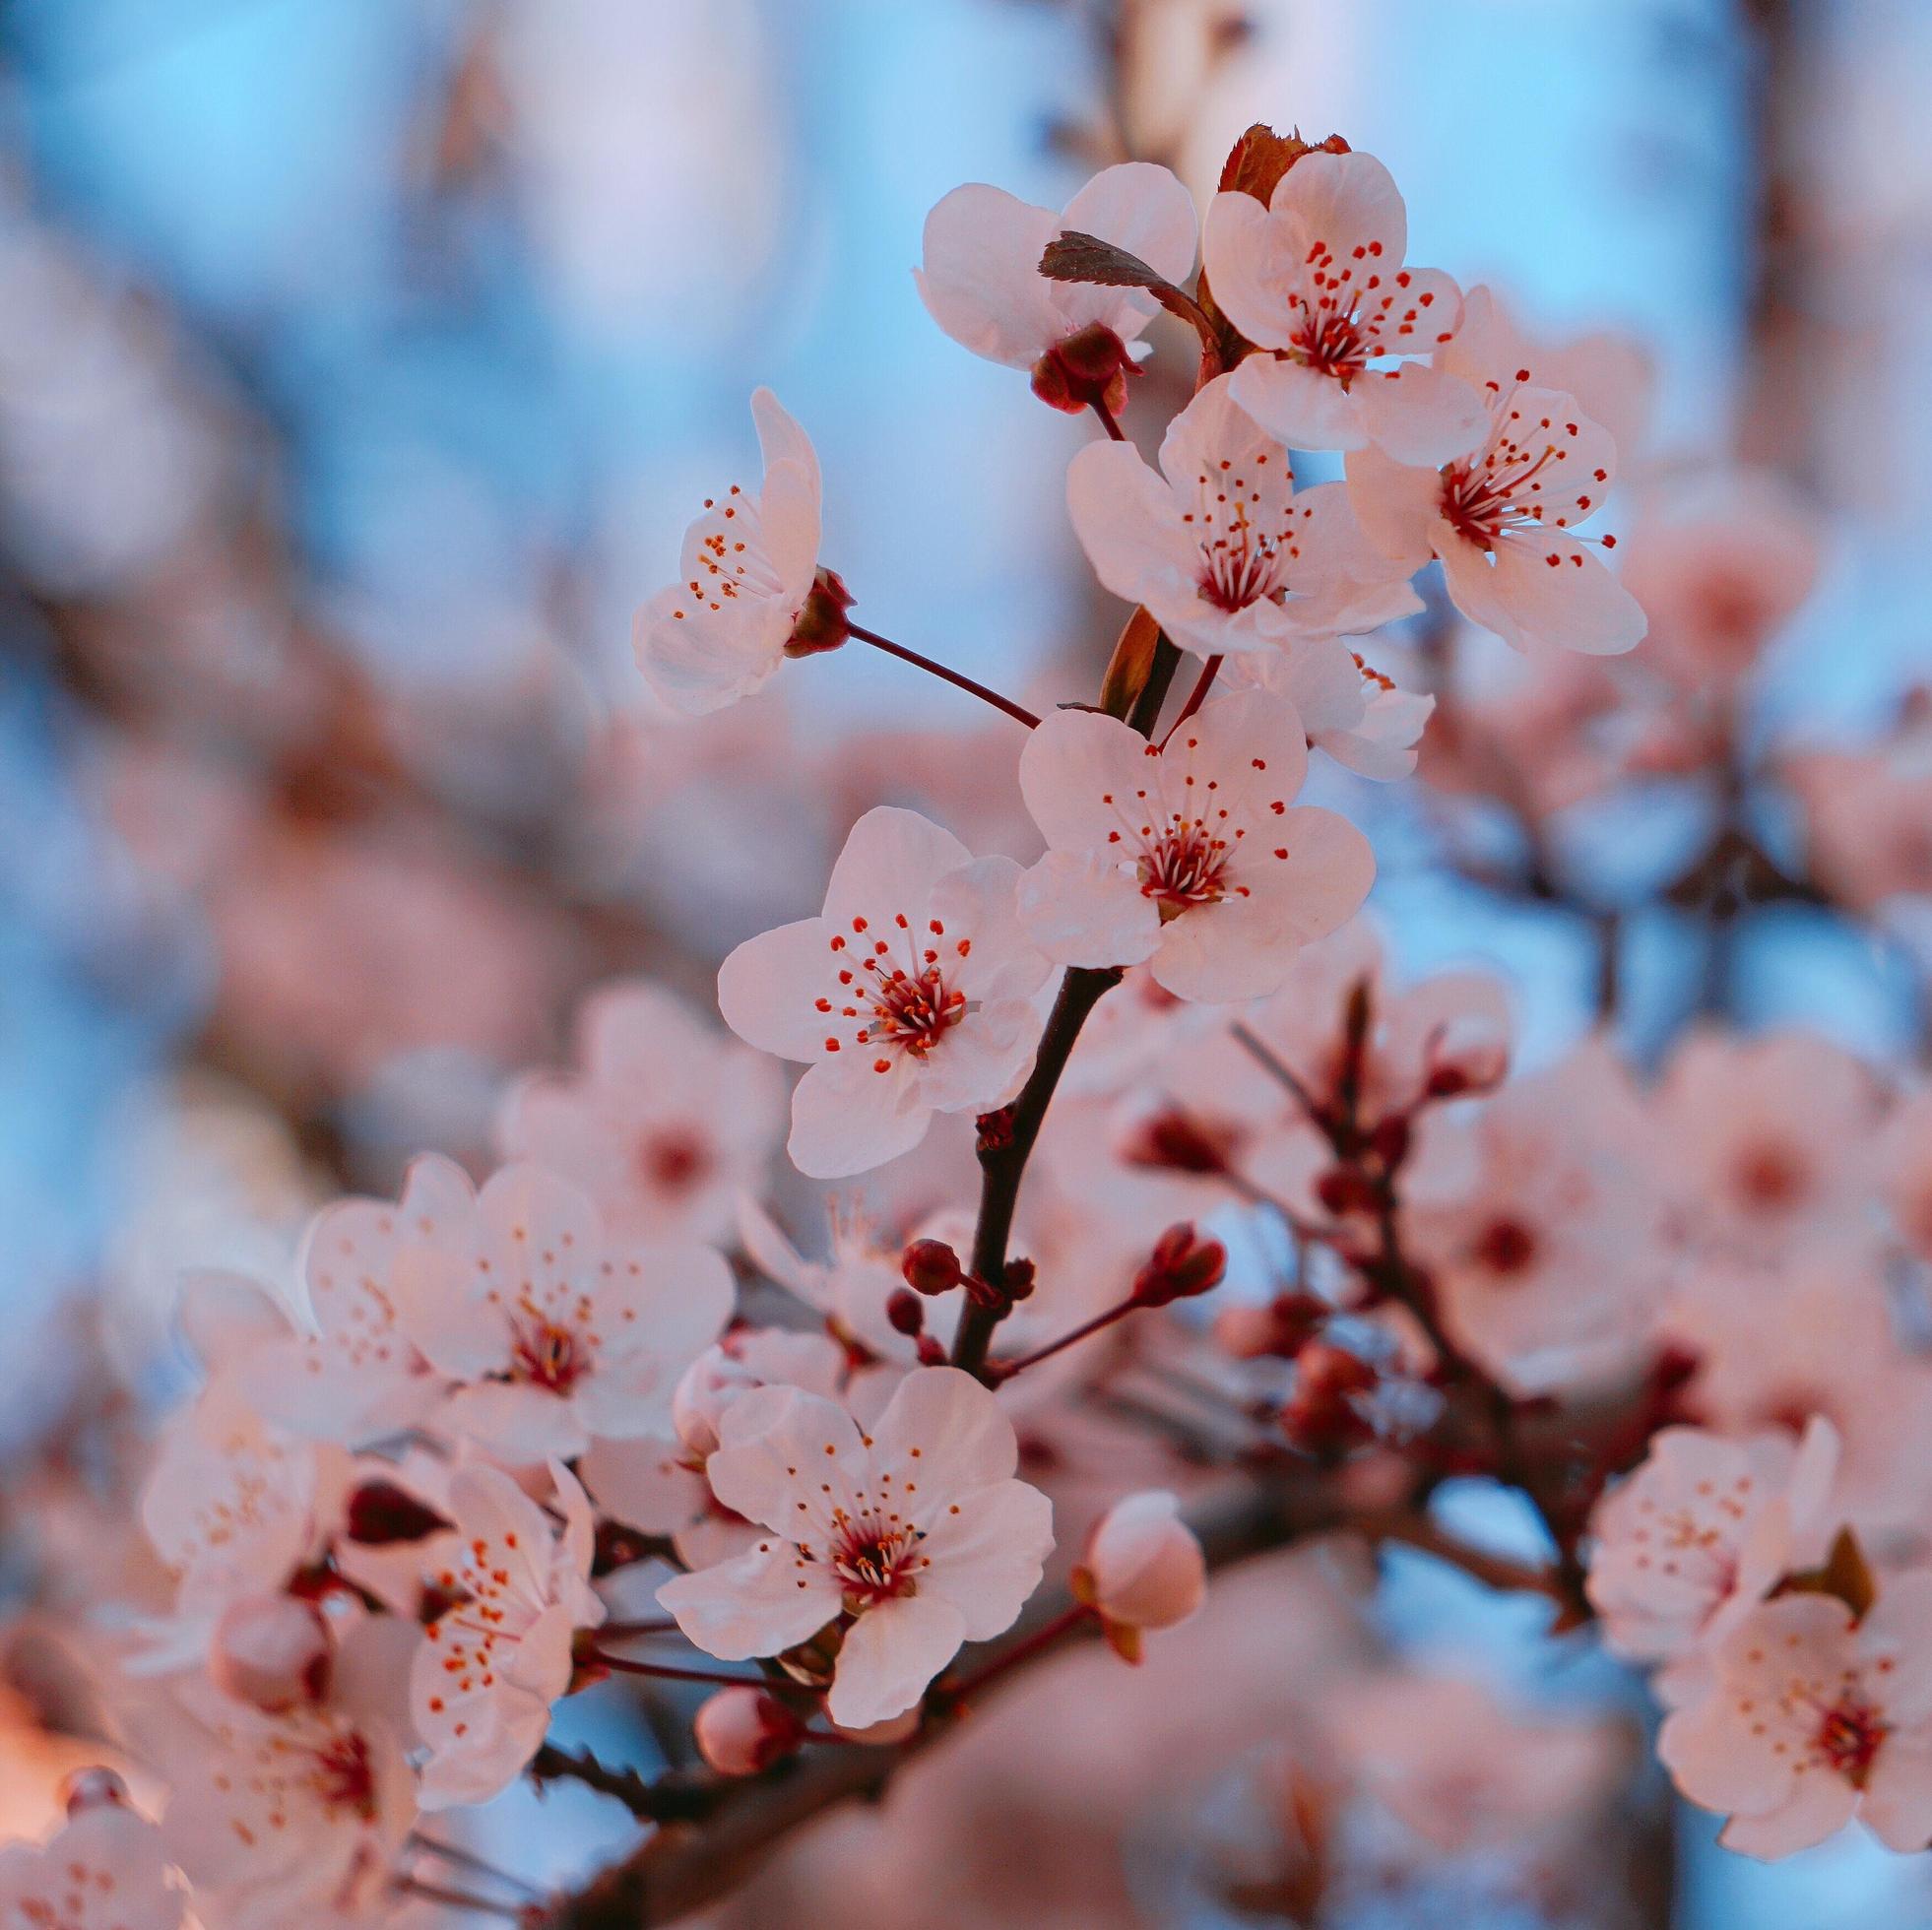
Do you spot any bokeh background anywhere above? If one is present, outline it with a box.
[1,1,1928,1922]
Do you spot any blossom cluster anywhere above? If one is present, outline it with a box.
[8,121,1931,1930]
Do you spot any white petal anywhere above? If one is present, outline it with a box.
[915,183,1062,367]
[1064,439,1198,610]
[1351,360,1489,467]
[788,1055,932,1180]
[826,1595,968,1728]
[916,1479,1056,1640]
[1228,354,1368,453]
[869,1365,1020,1505]
[1018,850,1161,969]
[658,1543,842,1662]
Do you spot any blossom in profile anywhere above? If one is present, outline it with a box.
[410,1463,605,1809]
[399,1161,735,1461]
[718,806,1052,1179]
[1015,690,1375,1001]
[1658,1575,1932,1856]
[498,979,784,1248]
[1225,637,1435,780]
[1077,1490,1205,1658]
[916,161,1197,407]
[633,388,826,714]
[659,1366,1054,1728]
[1066,374,1422,662]
[1204,149,1487,465]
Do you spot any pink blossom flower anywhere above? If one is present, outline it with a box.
[1014,691,1375,1001]
[1346,334,1645,658]
[1586,1420,1840,1678]
[0,1799,184,1930]
[399,1162,734,1461]
[1203,150,1487,465]
[497,980,785,1248]
[1657,1575,1932,1856]
[1784,698,1932,912]
[410,1462,605,1809]
[1225,636,1435,781]
[1065,374,1422,662]
[1079,1490,1205,1651]
[658,1367,1054,1728]
[915,161,1196,378]
[717,806,1052,1179]
[1882,1086,1932,1260]
[632,388,822,715]
[241,1156,471,1448]
[737,1194,921,1362]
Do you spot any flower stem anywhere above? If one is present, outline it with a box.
[1091,397,1127,441]
[847,622,1041,730]
[934,1604,1094,1705]
[991,1298,1140,1381]
[588,1653,771,1690]
[411,1835,543,1900]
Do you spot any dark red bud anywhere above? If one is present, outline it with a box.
[902,1239,963,1297]
[345,1480,450,1546]
[1122,1110,1236,1175]
[976,1106,1016,1153]
[1030,323,1133,416]
[1132,1223,1229,1307]
[1315,1167,1378,1217]
[1280,1341,1379,1451]
[885,1288,926,1337]
[915,1334,949,1367]
[1002,1257,1037,1303]
[1370,1115,1410,1171]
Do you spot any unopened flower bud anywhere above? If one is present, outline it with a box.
[344,1478,450,1545]
[1314,1166,1378,1217]
[1132,1223,1228,1307]
[886,1287,926,1337]
[916,1334,949,1367]
[210,1593,332,1712]
[692,1688,805,1776]
[60,1768,130,1816]
[1002,1256,1037,1302]
[1122,1110,1235,1175]
[1030,323,1133,416]
[783,566,855,658]
[1082,1491,1206,1639]
[1280,1342,1379,1451]
[902,1239,963,1297]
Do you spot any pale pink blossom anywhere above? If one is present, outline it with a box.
[659,1367,1054,1728]
[498,980,785,1247]
[1014,691,1375,1001]
[1658,1575,1932,1856]
[1346,335,1645,658]
[1586,1420,1840,1679]
[1079,1490,1205,1644]
[633,388,822,715]
[160,1619,417,1921]
[241,1156,471,1448]
[1065,374,1422,662]
[1203,150,1487,465]
[1784,697,1932,912]
[717,806,1052,1179]
[0,1799,184,1930]
[1226,637,1435,780]
[737,1195,919,1361]
[1656,1029,1884,1262]
[410,1462,604,1809]
[915,162,1196,375]
[398,1162,734,1461]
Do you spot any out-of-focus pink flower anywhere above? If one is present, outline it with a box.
[1065,375,1421,661]
[1882,1085,1932,1259]
[1206,151,1486,465]
[1658,1575,1932,1856]
[633,388,823,714]
[1014,692,1374,1002]
[718,806,1051,1179]
[915,162,1197,384]
[693,1687,806,1776]
[411,1462,604,1809]
[659,1367,1053,1728]
[399,1161,734,1461]
[1080,1491,1205,1651]
[1784,698,1932,912]
[1347,333,1644,657]
[209,1592,334,1713]
[498,979,785,1247]
[0,1797,184,1930]
[1586,1420,1839,1684]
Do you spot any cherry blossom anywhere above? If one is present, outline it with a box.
[1658,1575,1932,1856]
[915,161,1196,389]
[1065,374,1422,662]
[1202,149,1487,465]
[398,1161,734,1461]
[497,980,784,1247]
[632,387,824,714]
[1225,636,1436,780]
[1014,690,1375,1001]
[658,1366,1054,1728]
[0,1799,184,1930]
[1586,1421,1840,1681]
[717,806,1052,1179]
[410,1462,604,1809]
[1346,325,1645,657]
[1077,1490,1205,1657]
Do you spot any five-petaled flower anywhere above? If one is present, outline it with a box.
[658,1366,1054,1729]
[1203,148,1488,466]
[0,1798,184,1930]
[633,388,826,714]
[1066,373,1422,662]
[718,805,1052,1178]
[1015,689,1376,1001]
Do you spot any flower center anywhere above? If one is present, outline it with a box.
[1814,1698,1888,1786]
[831,1521,922,1611]
[311,1729,378,1820]
[1438,386,1574,551]
[1470,1215,1538,1279]
[641,1129,711,1194]
[1734,1141,1808,1212]
[1198,504,1290,612]
[1138,821,1231,919]
[510,1315,585,1393]
[865,965,966,1060]
[1290,308,1373,382]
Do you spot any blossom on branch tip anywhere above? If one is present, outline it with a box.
[633,388,825,714]
[658,1366,1054,1729]
[718,806,1052,1179]
[1015,690,1375,1001]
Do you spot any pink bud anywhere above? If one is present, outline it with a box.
[210,1593,332,1712]
[1085,1491,1206,1633]
[60,1768,130,1816]
[692,1687,805,1776]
